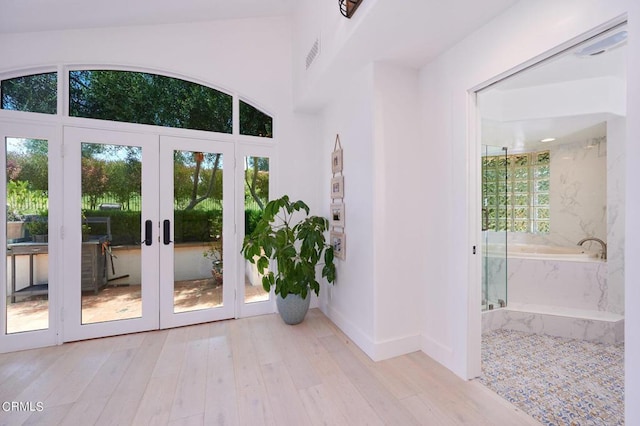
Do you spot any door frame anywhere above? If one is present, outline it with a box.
[159,135,236,328]
[0,120,62,353]
[62,126,161,342]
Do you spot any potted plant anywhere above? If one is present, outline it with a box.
[6,207,25,241]
[25,213,48,242]
[203,240,223,286]
[241,195,336,325]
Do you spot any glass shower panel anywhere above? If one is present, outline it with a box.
[482,145,508,311]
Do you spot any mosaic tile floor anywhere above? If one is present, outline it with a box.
[479,329,624,426]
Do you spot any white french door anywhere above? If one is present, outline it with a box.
[63,127,160,341]
[159,135,235,328]
[62,128,236,341]
[1,121,61,353]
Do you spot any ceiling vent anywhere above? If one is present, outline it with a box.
[305,38,320,70]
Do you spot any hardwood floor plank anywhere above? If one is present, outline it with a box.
[399,394,458,426]
[298,383,354,426]
[260,361,312,425]
[247,315,282,366]
[325,344,420,425]
[169,324,210,422]
[203,322,239,426]
[237,385,275,426]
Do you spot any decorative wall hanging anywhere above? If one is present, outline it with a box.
[330,134,346,260]
[330,203,345,228]
[330,176,344,199]
[330,231,346,260]
[332,147,343,173]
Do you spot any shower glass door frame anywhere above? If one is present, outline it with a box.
[481,145,508,312]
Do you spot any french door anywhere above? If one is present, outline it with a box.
[62,127,236,341]
[1,121,61,353]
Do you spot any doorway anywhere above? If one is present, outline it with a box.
[474,24,626,423]
[62,127,238,341]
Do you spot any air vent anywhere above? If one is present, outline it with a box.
[305,38,320,70]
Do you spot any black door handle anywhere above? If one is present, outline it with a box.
[163,220,172,245]
[144,220,153,246]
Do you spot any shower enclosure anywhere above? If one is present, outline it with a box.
[481,145,508,311]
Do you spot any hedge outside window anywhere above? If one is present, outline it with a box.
[69,70,232,133]
[239,100,272,138]
[1,72,57,114]
[483,151,550,233]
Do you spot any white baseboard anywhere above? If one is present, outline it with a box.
[420,335,455,372]
[323,305,421,361]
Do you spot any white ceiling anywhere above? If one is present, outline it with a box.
[479,27,627,150]
[0,0,295,34]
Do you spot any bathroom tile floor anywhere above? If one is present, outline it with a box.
[479,329,624,425]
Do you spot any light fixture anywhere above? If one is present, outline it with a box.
[575,30,627,57]
[339,0,363,19]
[540,138,556,143]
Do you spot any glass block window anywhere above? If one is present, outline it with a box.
[239,100,272,138]
[69,70,232,133]
[482,150,550,233]
[1,72,57,114]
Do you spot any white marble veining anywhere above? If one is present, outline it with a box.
[482,304,624,344]
[507,257,608,311]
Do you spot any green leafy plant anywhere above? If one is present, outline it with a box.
[241,195,336,299]
[25,212,48,236]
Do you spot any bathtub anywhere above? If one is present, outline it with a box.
[486,243,600,261]
[483,242,619,343]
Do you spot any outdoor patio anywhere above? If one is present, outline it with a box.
[6,278,268,334]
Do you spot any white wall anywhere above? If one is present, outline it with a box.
[370,63,424,354]
[419,1,638,423]
[320,65,376,349]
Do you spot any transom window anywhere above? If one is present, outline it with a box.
[1,72,57,114]
[1,69,273,138]
[483,151,550,233]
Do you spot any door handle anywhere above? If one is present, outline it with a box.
[144,220,153,246]
[163,220,172,245]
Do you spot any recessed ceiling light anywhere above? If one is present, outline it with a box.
[540,138,556,143]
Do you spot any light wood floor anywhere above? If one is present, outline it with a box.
[0,309,540,425]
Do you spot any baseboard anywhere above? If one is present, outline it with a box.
[323,304,376,358]
[323,305,422,361]
[421,334,455,372]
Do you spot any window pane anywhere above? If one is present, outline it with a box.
[173,151,224,313]
[81,143,142,324]
[1,73,57,114]
[244,156,270,304]
[536,193,549,205]
[239,101,273,138]
[536,179,550,191]
[537,152,550,164]
[6,138,50,333]
[69,70,232,133]
[536,207,550,220]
